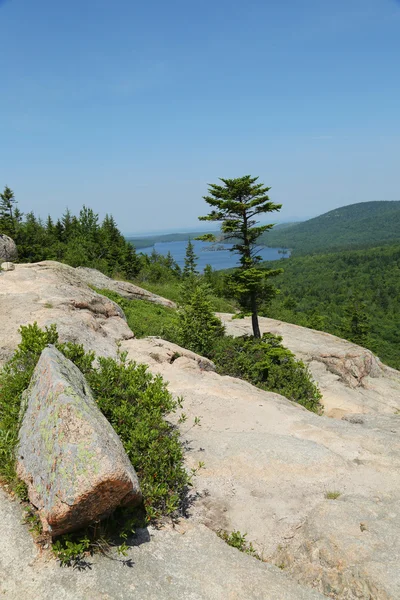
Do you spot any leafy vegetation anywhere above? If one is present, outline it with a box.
[218,529,261,560]
[183,238,199,277]
[210,334,322,413]
[0,186,140,280]
[197,175,282,338]
[262,243,400,369]
[96,283,322,414]
[177,280,225,357]
[0,322,191,564]
[261,201,400,255]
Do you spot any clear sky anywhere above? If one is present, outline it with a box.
[0,0,399,233]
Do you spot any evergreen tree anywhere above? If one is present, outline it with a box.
[197,175,282,338]
[0,186,18,236]
[341,295,370,347]
[178,281,225,356]
[203,264,213,285]
[165,251,175,269]
[61,208,77,242]
[183,238,198,277]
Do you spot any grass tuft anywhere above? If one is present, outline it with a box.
[325,490,341,500]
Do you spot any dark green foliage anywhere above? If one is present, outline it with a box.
[341,296,371,347]
[177,281,225,356]
[0,186,19,236]
[96,286,321,413]
[87,353,189,521]
[0,323,190,563]
[210,334,322,413]
[197,176,282,338]
[0,323,59,488]
[183,239,198,277]
[264,243,400,369]
[135,248,181,283]
[261,201,400,255]
[2,188,140,280]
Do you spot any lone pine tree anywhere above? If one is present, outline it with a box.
[197,175,282,338]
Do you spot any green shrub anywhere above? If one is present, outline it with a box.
[95,286,321,413]
[94,284,226,357]
[87,352,189,520]
[0,322,191,563]
[176,281,225,357]
[0,322,59,488]
[210,334,322,413]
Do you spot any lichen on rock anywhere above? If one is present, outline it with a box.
[16,345,142,536]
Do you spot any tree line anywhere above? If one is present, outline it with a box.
[1,177,283,340]
[0,185,141,280]
[260,244,400,369]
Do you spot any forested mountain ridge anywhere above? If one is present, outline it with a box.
[261,201,400,255]
[126,231,210,249]
[263,242,400,369]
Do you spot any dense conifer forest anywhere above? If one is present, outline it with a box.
[262,244,400,369]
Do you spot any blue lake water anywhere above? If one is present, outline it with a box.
[141,240,289,272]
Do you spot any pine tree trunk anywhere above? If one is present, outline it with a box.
[251,293,261,339]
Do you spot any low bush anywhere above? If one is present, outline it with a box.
[96,285,322,413]
[210,334,323,413]
[0,322,190,564]
[0,323,59,490]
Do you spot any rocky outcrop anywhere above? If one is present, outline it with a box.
[76,266,176,308]
[0,261,134,368]
[0,234,17,262]
[0,261,176,368]
[1,261,14,271]
[273,492,400,599]
[218,313,400,417]
[17,346,142,536]
[0,488,324,600]
[1,261,400,599]
[120,336,400,600]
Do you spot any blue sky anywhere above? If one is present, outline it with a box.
[0,0,399,233]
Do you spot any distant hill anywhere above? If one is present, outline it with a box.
[126,231,209,250]
[261,201,400,255]
[128,223,299,250]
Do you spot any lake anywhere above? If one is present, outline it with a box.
[140,240,289,272]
